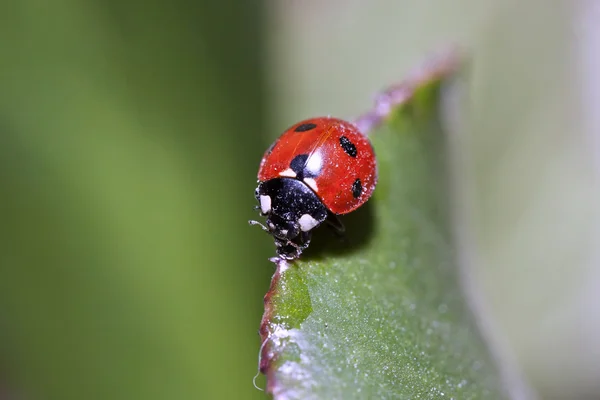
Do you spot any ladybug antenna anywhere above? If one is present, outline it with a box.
[248,219,270,233]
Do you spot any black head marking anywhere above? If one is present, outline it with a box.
[295,123,317,132]
[351,178,362,199]
[339,136,357,158]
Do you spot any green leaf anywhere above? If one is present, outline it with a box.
[259,65,505,399]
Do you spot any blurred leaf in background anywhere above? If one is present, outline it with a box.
[0,0,272,399]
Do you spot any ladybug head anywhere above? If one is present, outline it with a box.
[251,177,328,259]
[262,213,301,242]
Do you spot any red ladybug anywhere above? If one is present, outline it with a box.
[250,117,377,260]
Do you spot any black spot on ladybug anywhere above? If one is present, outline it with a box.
[351,178,362,199]
[289,153,320,180]
[295,123,317,132]
[339,136,357,158]
[290,154,309,177]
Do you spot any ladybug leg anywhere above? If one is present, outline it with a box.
[275,239,303,260]
[299,231,312,249]
[325,213,345,238]
[289,232,311,254]
[249,219,270,233]
[275,232,312,260]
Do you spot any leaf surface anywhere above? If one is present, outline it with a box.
[259,65,504,399]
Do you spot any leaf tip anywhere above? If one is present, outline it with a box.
[353,46,466,134]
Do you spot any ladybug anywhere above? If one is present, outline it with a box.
[250,117,377,260]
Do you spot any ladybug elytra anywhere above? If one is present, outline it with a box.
[250,117,377,260]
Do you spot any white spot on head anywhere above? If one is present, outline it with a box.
[259,195,271,214]
[305,152,322,176]
[279,168,296,178]
[298,214,320,232]
[303,177,319,192]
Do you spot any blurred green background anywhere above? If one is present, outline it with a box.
[0,1,271,399]
[1,0,599,399]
